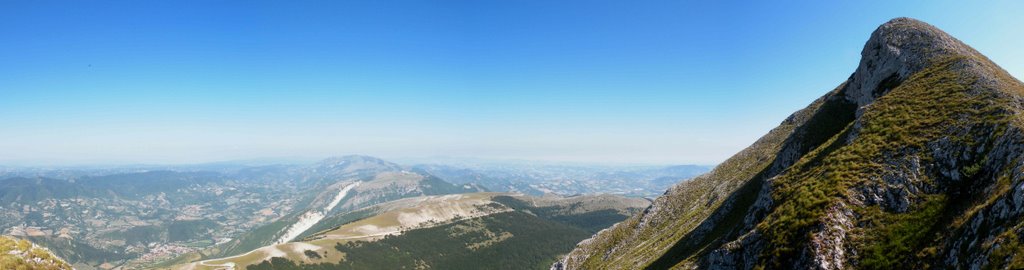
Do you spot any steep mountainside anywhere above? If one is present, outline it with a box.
[557,18,1024,269]
[174,193,649,270]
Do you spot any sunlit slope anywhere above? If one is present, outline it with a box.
[173,192,648,270]
[558,17,1024,269]
[204,164,482,259]
[0,236,72,270]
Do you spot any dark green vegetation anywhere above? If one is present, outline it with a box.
[250,212,592,270]
[235,193,647,270]
[559,18,1024,270]
[247,257,335,270]
[302,250,320,259]
[334,212,589,269]
[492,195,635,233]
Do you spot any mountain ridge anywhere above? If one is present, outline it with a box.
[172,192,650,270]
[557,17,1024,270]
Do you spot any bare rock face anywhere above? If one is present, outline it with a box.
[844,17,975,108]
[805,202,856,270]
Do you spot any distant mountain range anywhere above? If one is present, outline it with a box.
[414,162,709,197]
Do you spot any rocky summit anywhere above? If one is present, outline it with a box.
[556,18,1024,270]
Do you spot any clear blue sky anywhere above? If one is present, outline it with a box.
[1,1,1022,165]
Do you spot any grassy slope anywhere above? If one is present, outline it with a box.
[569,90,830,269]
[178,193,646,270]
[569,20,1024,270]
[0,236,73,270]
[248,212,593,270]
[755,55,1018,268]
[172,193,507,269]
[491,195,648,233]
[204,173,461,258]
[342,211,590,269]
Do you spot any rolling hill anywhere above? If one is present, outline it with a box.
[173,193,649,270]
[172,156,485,262]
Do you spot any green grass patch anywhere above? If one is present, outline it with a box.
[757,55,1013,268]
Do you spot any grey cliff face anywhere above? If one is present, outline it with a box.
[845,17,974,109]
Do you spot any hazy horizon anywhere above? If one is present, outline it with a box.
[0,154,716,168]
[3,1,1023,166]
